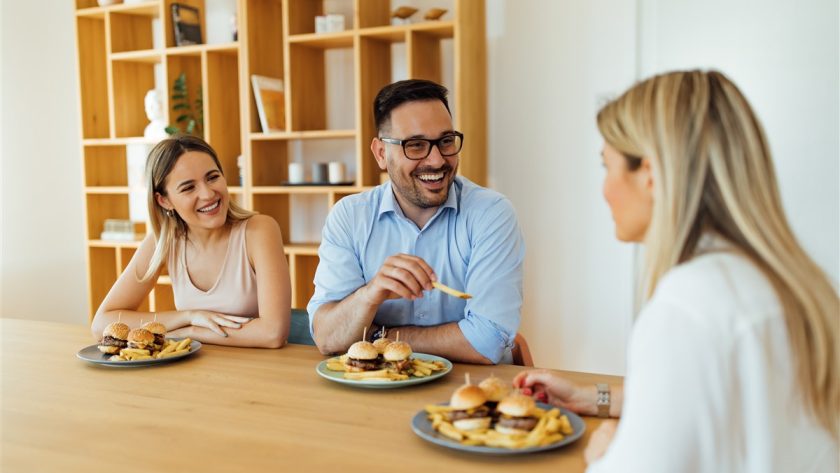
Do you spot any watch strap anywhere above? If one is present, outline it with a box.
[596,383,610,418]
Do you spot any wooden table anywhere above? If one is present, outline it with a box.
[1,318,621,472]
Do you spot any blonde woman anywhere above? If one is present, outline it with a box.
[91,135,291,347]
[514,70,838,472]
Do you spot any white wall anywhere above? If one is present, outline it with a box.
[1,1,88,322]
[1,1,836,377]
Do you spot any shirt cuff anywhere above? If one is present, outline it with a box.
[457,312,513,364]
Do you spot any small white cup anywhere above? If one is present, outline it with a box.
[328,162,346,184]
[315,16,328,34]
[326,14,345,32]
[288,162,304,184]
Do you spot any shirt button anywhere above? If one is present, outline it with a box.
[417,313,424,318]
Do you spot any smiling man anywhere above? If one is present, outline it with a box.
[307,79,525,364]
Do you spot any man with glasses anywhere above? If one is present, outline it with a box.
[307,79,524,364]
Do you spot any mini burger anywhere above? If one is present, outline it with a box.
[372,337,393,354]
[344,340,380,372]
[478,375,511,410]
[142,321,167,350]
[494,394,540,435]
[447,384,492,431]
[382,341,412,374]
[98,322,130,354]
[126,328,155,351]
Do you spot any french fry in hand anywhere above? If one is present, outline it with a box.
[432,281,472,299]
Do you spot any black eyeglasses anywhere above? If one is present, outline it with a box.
[379,132,464,160]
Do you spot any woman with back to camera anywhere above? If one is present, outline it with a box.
[514,70,838,472]
[91,135,292,347]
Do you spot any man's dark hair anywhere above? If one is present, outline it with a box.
[373,79,451,133]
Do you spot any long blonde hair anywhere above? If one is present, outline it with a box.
[597,70,839,437]
[142,135,255,282]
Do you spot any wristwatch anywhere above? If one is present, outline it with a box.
[596,383,611,418]
[370,325,386,342]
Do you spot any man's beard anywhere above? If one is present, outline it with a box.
[388,162,456,209]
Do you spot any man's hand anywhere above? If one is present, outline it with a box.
[360,253,437,306]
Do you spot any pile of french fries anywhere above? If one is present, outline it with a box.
[424,404,574,449]
[325,355,447,381]
[109,338,193,362]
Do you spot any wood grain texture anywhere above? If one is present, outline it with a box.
[2,318,621,472]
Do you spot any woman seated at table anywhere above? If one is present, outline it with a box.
[515,70,838,472]
[91,135,291,347]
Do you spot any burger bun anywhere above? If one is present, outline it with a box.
[97,345,120,354]
[496,394,536,417]
[346,341,378,360]
[449,384,487,410]
[383,341,412,361]
[453,417,492,431]
[478,375,511,402]
[103,322,130,340]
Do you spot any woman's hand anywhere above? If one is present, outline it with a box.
[584,420,618,464]
[187,311,252,337]
[512,369,596,415]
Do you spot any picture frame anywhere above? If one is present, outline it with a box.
[171,3,202,46]
[251,75,285,132]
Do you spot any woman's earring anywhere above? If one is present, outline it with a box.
[166,209,174,218]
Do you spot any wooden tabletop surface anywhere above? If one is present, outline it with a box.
[1,318,621,473]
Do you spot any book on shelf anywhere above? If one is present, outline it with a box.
[171,3,202,46]
[251,75,285,132]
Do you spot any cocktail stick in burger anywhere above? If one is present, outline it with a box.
[448,380,492,431]
[372,327,392,354]
[98,322,130,354]
[494,394,540,435]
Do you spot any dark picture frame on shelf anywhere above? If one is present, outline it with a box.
[171,3,202,46]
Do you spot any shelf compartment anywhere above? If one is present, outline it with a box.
[88,247,118,317]
[77,1,160,17]
[166,42,239,56]
[246,0,284,133]
[251,140,287,187]
[285,0,353,35]
[252,194,290,242]
[357,35,395,186]
[112,60,157,137]
[86,194,130,240]
[288,43,355,131]
[356,0,389,29]
[77,16,110,139]
[163,0,207,49]
[164,54,203,136]
[84,146,127,187]
[109,11,155,53]
[152,284,176,311]
[205,49,242,184]
[290,254,318,308]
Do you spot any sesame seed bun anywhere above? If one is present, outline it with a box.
[478,376,511,402]
[346,341,378,360]
[127,328,155,348]
[496,394,536,418]
[449,384,487,410]
[142,321,166,335]
[383,341,412,361]
[102,322,130,340]
[372,337,393,354]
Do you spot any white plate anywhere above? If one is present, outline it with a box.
[411,402,586,455]
[315,353,452,389]
[76,339,202,367]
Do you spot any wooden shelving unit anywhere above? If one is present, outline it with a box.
[74,0,486,318]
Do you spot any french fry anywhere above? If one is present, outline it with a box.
[159,349,189,359]
[343,369,392,380]
[326,362,346,372]
[432,281,472,299]
[175,338,192,351]
[132,355,154,360]
[559,415,573,435]
[424,404,456,414]
[437,422,464,441]
[158,343,177,356]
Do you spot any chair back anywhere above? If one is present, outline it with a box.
[288,308,315,346]
[511,332,534,366]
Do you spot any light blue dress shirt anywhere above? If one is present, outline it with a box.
[307,176,525,363]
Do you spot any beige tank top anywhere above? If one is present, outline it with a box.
[168,219,258,317]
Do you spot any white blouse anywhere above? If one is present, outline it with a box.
[588,240,838,473]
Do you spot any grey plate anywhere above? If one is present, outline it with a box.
[76,339,202,367]
[411,402,586,455]
[315,353,452,389]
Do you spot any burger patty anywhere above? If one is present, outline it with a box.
[496,416,539,431]
[153,333,165,346]
[102,335,128,348]
[448,405,490,422]
[346,358,380,370]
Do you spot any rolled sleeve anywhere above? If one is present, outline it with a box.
[306,200,366,333]
[459,197,525,362]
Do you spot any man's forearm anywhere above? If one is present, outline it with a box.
[312,287,379,354]
[390,323,492,364]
